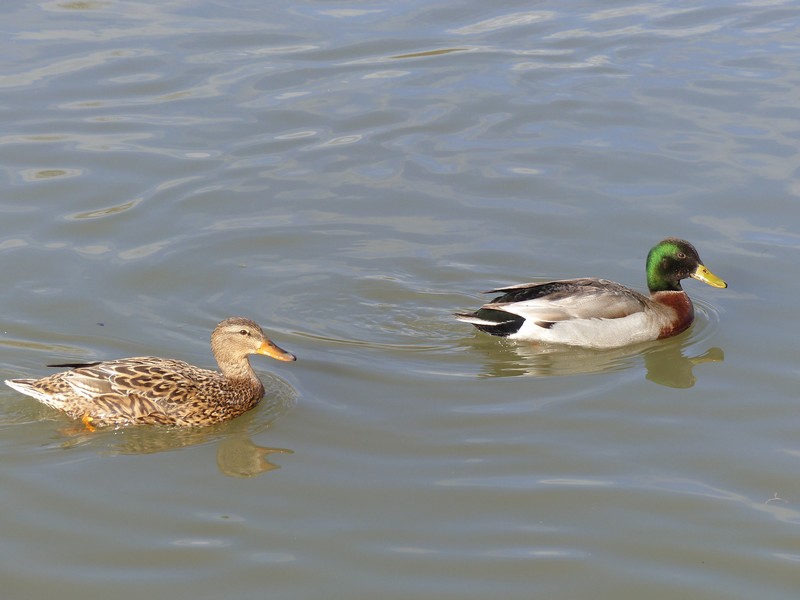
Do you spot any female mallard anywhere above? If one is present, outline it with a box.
[455,238,727,349]
[4,317,296,429]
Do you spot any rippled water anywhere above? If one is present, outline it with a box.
[3,2,800,599]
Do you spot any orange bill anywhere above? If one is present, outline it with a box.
[257,339,297,362]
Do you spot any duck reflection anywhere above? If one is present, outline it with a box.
[57,374,296,477]
[643,344,723,388]
[215,431,292,477]
[466,334,723,388]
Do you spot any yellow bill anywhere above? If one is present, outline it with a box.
[691,264,727,288]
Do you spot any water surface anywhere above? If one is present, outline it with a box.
[2,2,800,599]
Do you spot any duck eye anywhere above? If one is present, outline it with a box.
[677,252,686,259]
[239,329,248,336]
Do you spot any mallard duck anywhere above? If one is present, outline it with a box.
[455,238,727,349]
[4,317,296,429]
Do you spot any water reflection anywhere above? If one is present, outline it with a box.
[215,433,292,478]
[643,344,724,389]
[467,334,724,388]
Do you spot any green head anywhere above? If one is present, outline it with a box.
[645,238,727,292]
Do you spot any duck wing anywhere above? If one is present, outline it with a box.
[58,357,195,399]
[483,278,650,323]
[49,357,220,425]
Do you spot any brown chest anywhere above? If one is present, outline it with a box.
[652,291,695,339]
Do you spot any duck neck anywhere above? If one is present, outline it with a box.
[217,357,264,404]
[218,356,258,381]
[646,262,682,293]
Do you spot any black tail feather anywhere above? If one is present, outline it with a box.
[455,309,525,337]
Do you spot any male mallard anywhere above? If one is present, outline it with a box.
[455,238,726,349]
[4,317,296,428]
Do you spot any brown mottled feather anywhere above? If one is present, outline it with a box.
[5,317,296,428]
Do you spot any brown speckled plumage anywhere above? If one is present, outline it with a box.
[5,317,296,428]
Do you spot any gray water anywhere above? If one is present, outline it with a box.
[2,1,800,599]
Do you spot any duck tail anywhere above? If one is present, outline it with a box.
[454,310,524,337]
